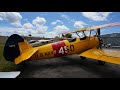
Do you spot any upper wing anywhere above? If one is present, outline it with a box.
[85,22,120,31]
[79,48,120,65]
[59,22,120,35]
[72,22,120,33]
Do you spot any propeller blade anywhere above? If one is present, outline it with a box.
[97,28,100,35]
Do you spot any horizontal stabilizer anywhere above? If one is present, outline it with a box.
[15,48,38,64]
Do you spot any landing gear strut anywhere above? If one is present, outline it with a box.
[98,60,106,65]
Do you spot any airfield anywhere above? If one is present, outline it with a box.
[0,35,120,78]
[17,47,120,78]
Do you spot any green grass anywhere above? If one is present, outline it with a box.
[0,43,16,71]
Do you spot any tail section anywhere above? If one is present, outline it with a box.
[18,39,33,53]
[4,34,38,64]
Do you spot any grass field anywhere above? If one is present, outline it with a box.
[0,43,16,71]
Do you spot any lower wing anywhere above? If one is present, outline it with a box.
[79,48,120,65]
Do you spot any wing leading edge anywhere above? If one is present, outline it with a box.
[79,48,120,65]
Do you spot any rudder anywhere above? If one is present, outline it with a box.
[3,34,38,64]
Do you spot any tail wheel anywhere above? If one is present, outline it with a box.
[80,56,86,60]
[98,60,106,65]
[16,61,28,71]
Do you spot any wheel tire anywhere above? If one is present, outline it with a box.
[98,60,106,65]
[16,61,27,71]
[80,56,86,60]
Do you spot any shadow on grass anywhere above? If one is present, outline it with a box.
[0,43,16,72]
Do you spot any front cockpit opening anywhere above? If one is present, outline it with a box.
[62,31,88,42]
[76,31,86,40]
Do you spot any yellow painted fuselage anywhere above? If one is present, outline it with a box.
[29,36,99,61]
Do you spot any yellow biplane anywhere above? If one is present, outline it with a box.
[3,22,120,65]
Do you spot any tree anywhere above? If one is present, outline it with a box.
[55,36,60,39]
[54,36,61,41]
[29,34,32,37]
[65,33,72,38]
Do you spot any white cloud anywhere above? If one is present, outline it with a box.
[54,25,70,34]
[32,17,46,26]
[26,31,57,38]
[23,18,29,22]
[5,12,22,23]
[27,30,58,38]
[82,12,112,21]
[42,31,58,38]
[74,21,87,29]
[61,14,70,20]
[32,16,48,34]
[0,26,56,38]
[36,25,48,34]
[51,22,56,25]
[0,26,27,36]
[23,23,34,29]
[0,15,65,38]
[51,20,63,25]
[0,12,22,27]
[29,30,38,34]
[0,26,39,37]
[0,12,6,20]
[11,22,22,27]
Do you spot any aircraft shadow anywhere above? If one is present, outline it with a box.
[17,55,120,78]
[61,56,120,78]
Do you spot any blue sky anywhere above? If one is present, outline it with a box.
[0,12,120,38]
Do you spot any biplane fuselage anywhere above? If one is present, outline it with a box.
[20,36,99,61]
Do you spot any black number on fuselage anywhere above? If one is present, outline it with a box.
[70,45,74,51]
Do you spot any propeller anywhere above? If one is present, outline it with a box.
[96,29,106,65]
[96,28,103,49]
[97,28,100,36]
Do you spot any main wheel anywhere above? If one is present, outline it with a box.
[98,60,106,65]
[80,56,86,60]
